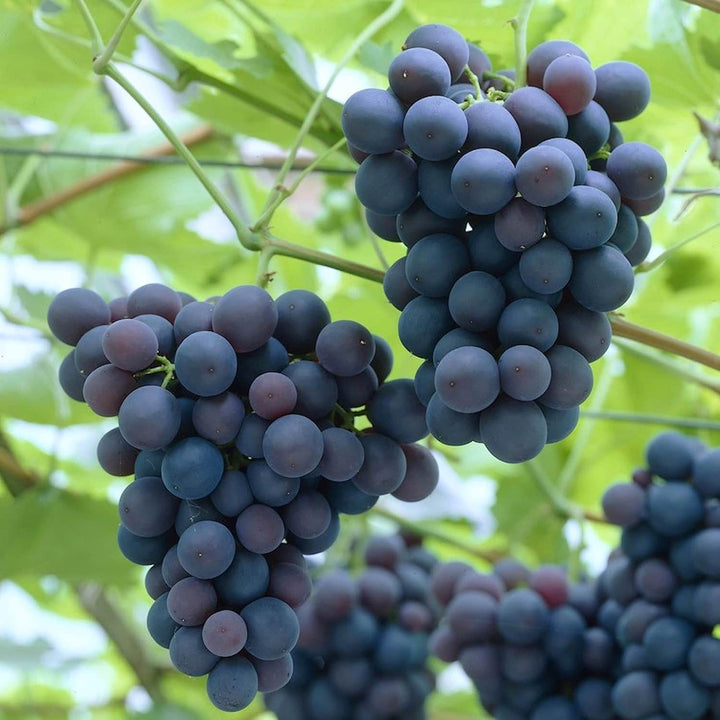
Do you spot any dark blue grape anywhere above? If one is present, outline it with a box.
[336,367,378,409]
[481,396,547,462]
[173,301,214,344]
[540,138,588,185]
[384,256,419,311]
[342,88,406,154]
[426,393,480,445]
[352,434,407,496]
[448,271,506,332]
[538,344,593,410]
[316,320,375,378]
[594,61,651,122]
[282,361,338,420]
[498,345,552,402]
[263,414,324,478]
[515,145,575,208]
[59,351,87,401]
[392,443,439,503]
[497,588,549,645]
[388,47,451,104]
[367,378,429,443]
[689,635,720,687]
[467,219,519,275]
[147,592,178,648]
[526,40,590,88]
[566,100,611,155]
[647,481,703,537]
[398,296,455,359]
[611,671,660,719]
[167,576,217,626]
[355,151,418,215]
[242,597,299,661]
[177,520,236,579]
[503,87,569,153]
[47,287,110,346]
[212,285,277,353]
[215,549,269,607]
[519,238,573,294]
[235,504,285,555]
[497,299,559,351]
[403,95,468,161]
[405,233,470,297]
[540,404,579,443]
[494,198,546,252]
[414,361,436,406]
[548,186,618,250]
[207,656,258,712]
[192,391,245,445]
[418,157,466,219]
[119,475,179,537]
[450,148,516,215]
[365,209,400,241]
[174,331,237,397]
[74,325,108,375]
[127,284,182,323]
[161,437,224,500]
[606,142,666,201]
[625,218,652,267]
[396,198,465,248]
[404,23,469,81]
[117,525,174,565]
[234,338,289,395]
[274,290,331,355]
[433,346,499,413]
[569,244,634,312]
[660,671,709,720]
[464,101,521,160]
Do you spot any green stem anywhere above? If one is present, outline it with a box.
[103,63,261,250]
[372,506,505,564]
[637,220,720,272]
[251,137,347,232]
[255,246,275,288]
[74,0,104,54]
[264,235,385,283]
[581,410,720,431]
[93,0,145,72]
[255,0,405,227]
[463,64,484,99]
[482,70,516,90]
[510,0,536,88]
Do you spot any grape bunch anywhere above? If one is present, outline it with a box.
[47,282,439,711]
[429,558,620,720]
[598,432,720,720]
[342,24,666,462]
[264,534,439,720]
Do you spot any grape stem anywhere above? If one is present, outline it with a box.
[610,315,720,372]
[679,0,720,12]
[483,70,516,91]
[372,506,506,564]
[251,137,347,232]
[460,64,484,107]
[581,409,720,431]
[92,0,145,72]
[510,0,536,89]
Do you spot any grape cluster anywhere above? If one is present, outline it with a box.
[264,534,439,720]
[429,559,620,719]
[48,283,439,711]
[343,24,666,462]
[598,432,720,720]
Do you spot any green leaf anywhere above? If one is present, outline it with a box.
[0,486,136,586]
